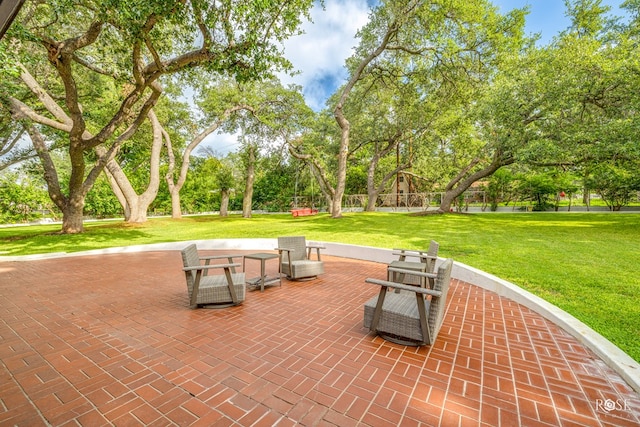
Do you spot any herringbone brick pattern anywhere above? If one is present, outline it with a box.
[0,251,638,426]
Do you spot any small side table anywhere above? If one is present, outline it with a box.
[243,253,282,292]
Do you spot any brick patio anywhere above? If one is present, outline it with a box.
[1,250,638,426]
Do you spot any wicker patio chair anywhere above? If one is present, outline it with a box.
[276,236,325,280]
[363,258,453,346]
[180,244,245,308]
[387,240,439,288]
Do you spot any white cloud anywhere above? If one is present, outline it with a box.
[201,0,372,154]
[281,0,371,110]
[199,131,240,157]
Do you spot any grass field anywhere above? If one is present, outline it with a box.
[1,212,639,362]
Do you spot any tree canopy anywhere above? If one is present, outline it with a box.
[1,0,639,227]
[0,0,314,232]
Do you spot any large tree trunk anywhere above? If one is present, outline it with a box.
[10,63,160,233]
[329,191,343,218]
[365,199,376,212]
[439,190,461,213]
[25,123,91,233]
[100,110,164,223]
[330,115,349,218]
[243,144,256,218]
[163,105,252,219]
[438,152,514,213]
[170,190,182,219]
[331,18,400,218]
[124,199,147,222]
[104,168,129,219]
[365,143,409,212]
[163,131,183,219]
[60,195,85,234]
[220,190,230,217]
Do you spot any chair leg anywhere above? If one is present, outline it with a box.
[369,286,388,332]
[223,267,238,304]
[190,270,202,308]
[415,293,430,345]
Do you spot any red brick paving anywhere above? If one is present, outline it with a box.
[0,251,638,426]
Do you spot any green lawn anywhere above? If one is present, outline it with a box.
[1,212,639,362]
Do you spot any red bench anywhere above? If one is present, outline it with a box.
[291,208,318,217]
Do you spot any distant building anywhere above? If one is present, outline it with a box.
[382,172,417,207]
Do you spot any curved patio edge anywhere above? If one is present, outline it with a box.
[3,238,639,394]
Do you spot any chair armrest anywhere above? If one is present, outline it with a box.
[365,277,443,298]
[391,249,435,260]
[392,248,423,253]
[199,254,242,261]
[275,247,292,253]
[306,244,324,261]
[200,255,241,275]
[387,267,436,278]
[392,248,425,254]
[306,244,325,250]
[183,263,240,272]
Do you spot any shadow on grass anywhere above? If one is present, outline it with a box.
[0,222,153,256]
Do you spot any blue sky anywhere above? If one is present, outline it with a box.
[204,0,627,154]
[493,0,627,44]
[283,0,628,110]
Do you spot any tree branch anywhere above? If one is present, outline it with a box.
[24,123,68,211]
[7,96,71,132]
[72,53,118,78]
[18,63,71,126]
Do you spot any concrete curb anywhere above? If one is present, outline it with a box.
[2,238,639,394]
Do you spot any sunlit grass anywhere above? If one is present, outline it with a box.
[1,212,639,362]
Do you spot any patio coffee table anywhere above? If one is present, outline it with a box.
[243,252,282,292]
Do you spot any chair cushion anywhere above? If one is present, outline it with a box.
[193,273,246,305]
[388,260,426,271]
[290,260,324,279]
[363,292,431,343]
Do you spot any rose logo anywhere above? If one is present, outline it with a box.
[603,399,616,412]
